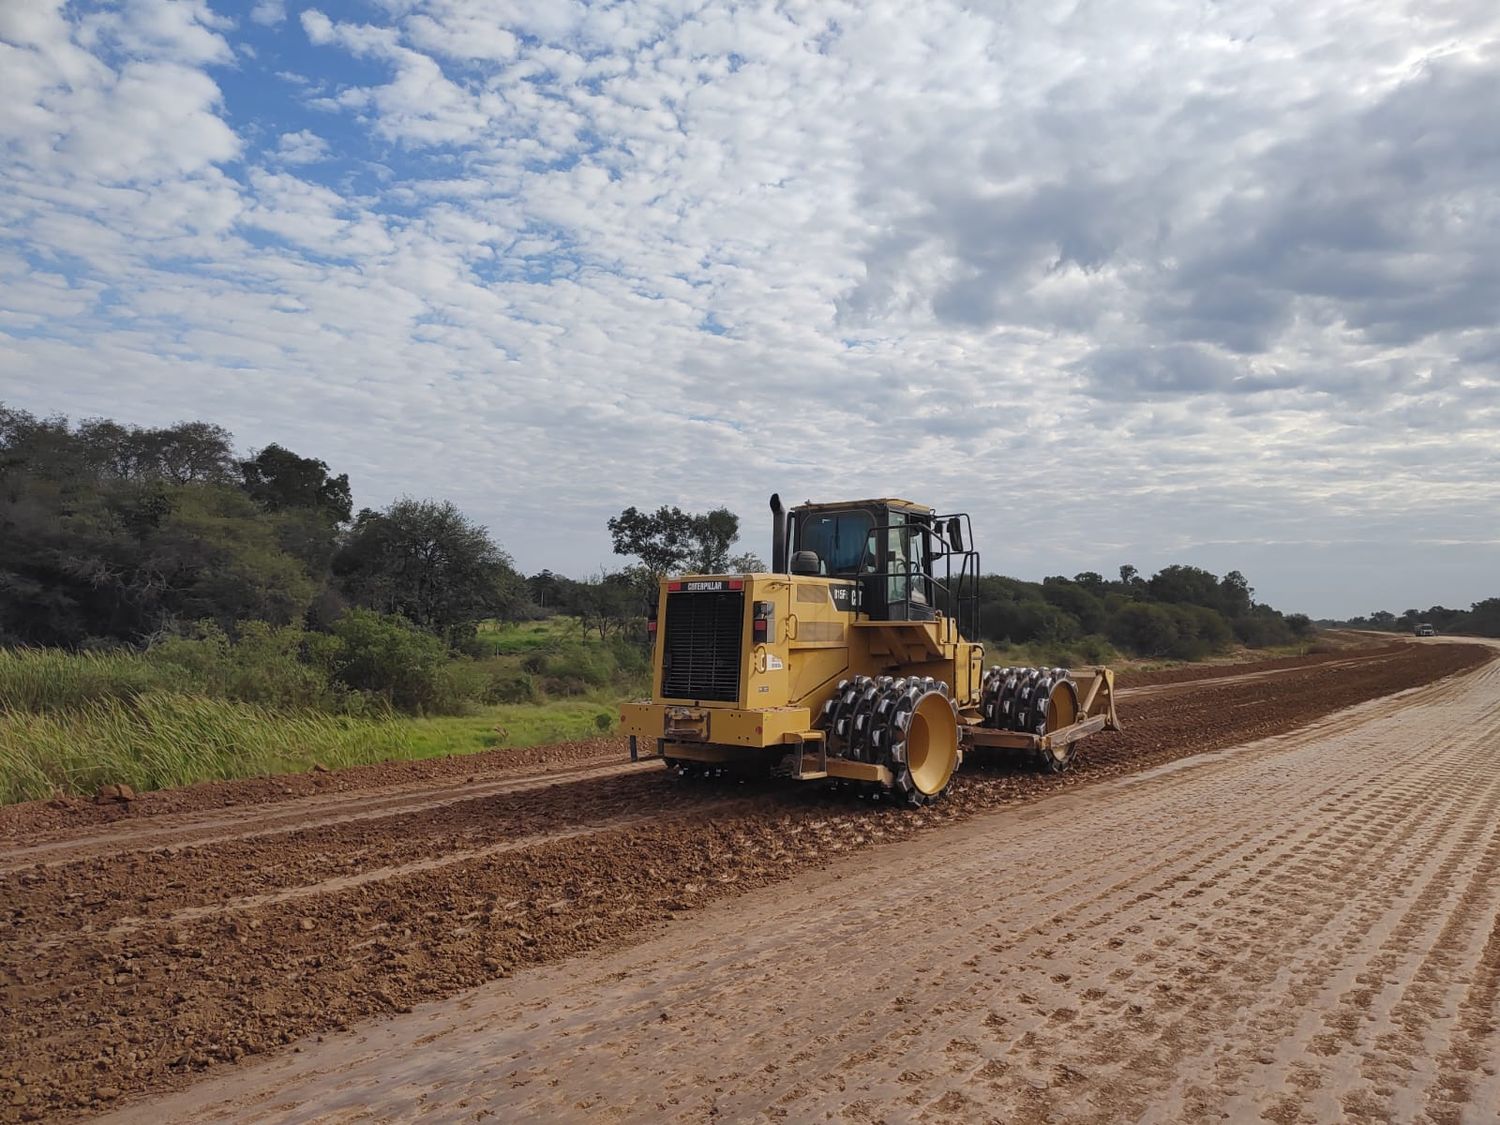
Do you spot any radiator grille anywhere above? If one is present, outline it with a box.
[661,591,744,702]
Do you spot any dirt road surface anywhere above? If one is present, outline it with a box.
[2,639,1495,1122]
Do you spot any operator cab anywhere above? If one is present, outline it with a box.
[781,498,977,627]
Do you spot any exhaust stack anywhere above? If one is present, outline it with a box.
[770,493,788,573]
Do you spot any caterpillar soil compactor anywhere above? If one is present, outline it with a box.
[621,495,1121,805]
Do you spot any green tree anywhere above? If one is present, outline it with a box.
[1218,570,1254,617]
[334,499,523,639]
[1041,577,1106,634]
[565,569,650,639]
[607,504,742,576]
[1109,602,1180,657]
[147,485,319,629]
[1470,598,1500,637]
[239,444,352,574]
[1,406,86,486]
[0,405,344,646]
[1285,613,1314,638]
[321,608,459,712]
[1232,606,1295,647]
[133,421,236,484]
[1164,603,1233,659]
[240,444,352,523]
[1147,564,1223,609]
[527,570,569,610]
[1072,571,1106,595]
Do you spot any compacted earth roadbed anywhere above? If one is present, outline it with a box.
[0,640,1491,1122]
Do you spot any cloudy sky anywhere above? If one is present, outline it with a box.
[3,0,1498,618]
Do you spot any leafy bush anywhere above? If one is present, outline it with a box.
[978,563,1304,661]
[321,608,466,713]
[1162,604,1234,660]
[481,667,539,705]
[1286,613,1314,638]
[1232,611,1295,648]
[150,621,353,712]
[1108,603,1180,657]
[1069,634,1120,664]
[1040,580,1107,634]
[519,635,649,696]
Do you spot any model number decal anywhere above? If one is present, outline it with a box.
[829,584,861,611]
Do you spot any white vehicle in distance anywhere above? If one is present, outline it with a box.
[1415,623,1436,637]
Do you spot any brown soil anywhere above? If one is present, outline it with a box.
[0,736,627,842]
[0,641,1490,1122]
[135,646,1500,1124]
[1117,632,1405,689]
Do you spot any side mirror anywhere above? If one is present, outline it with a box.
[947,517,964,552]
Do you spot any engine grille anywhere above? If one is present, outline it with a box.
[661,590,744,702]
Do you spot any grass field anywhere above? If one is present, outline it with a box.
[0,621,644,805]
[405,697,622,758]
[469,617,583,655]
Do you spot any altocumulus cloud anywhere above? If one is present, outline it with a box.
[1,0,1498,617]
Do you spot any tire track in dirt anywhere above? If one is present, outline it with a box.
[1119,678,1500,1123]
[0,755,649,873]
[683,697,1463,1110]
[1434,912,1500,1123]
[727,674,1491,1122]
[715,663,1500,1124]
[3,768,763,935]
[56,798,742,948]
[1353,770,1500,1123]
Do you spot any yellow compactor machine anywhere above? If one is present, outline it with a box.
[621,495,1121,805]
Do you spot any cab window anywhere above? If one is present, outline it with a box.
[798,510,874,574]
[882,513,931,604]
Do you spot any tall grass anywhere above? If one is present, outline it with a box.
[0,647,170,713]
[0,622,649,805]
[0,692,415,804]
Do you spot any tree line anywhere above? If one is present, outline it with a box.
[0,404,528,648]
[1,402,1309,667]
[1325,601,1500,637]
[972,565,1312,660]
